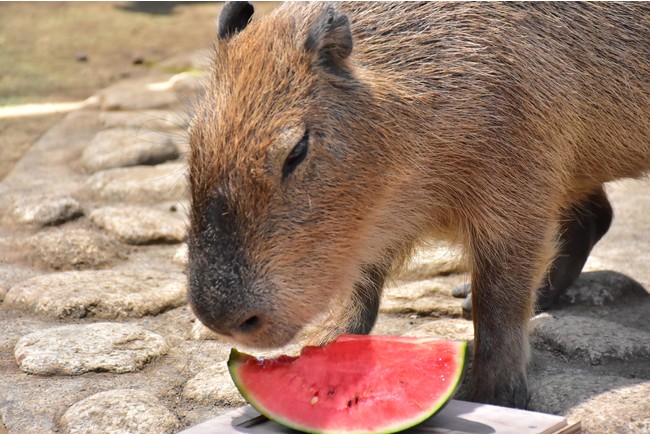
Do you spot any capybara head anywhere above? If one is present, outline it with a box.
[187,3,409,348]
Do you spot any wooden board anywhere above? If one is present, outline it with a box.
[179,400,581,434]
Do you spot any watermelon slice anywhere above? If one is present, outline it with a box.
[227,334,467,434]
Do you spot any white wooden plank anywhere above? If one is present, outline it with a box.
[179,400,573,434]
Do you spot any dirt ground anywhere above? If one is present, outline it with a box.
[0,1,277,180]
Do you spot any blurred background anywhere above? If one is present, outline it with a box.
[0,1,277,179]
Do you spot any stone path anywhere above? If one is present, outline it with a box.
[0,53,648,434]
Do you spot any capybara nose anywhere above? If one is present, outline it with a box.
[208,313,264,338]
[197,314,264,339]
[190,296,266,339]
[237,314,263,334]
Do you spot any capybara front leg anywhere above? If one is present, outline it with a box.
[466,230,555,408]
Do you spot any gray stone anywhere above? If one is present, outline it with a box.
[15,322,168,375]
[7,194,83,226]
[402,318,474,341]
[182,363,246,406]
[85,163,187,203]
[532,313,650,364]
[173,243,188,265]
[4,269,186,319]
[560,270,648,306]
[60,389,178,434]
[171,71,207,93]
[381,279,462,317]
[529,374,650,434]
[157,48,212,72]
[90,206,186,244]
[27,227,123,270]
[98,77,179,111]
[80,128,179,172]
[189,320,221,341]
[397,244,466,282]
[0,265,35,303]
[99,110,187,131]
[0,110,98,201]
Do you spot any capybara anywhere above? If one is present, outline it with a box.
[187,2,650,407]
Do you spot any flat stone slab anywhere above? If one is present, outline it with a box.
[397,245,466,281]
[85,163,187,203]
[529,374,650,433]
[14,322,168,375]
[60,389,179,434]
[4,269,186,319]
[99,110,187,131]
[90,206,186,244]
[173,243,188,265]
[189,320,221,341]
[27,227,124,270]
[402,318,474,341]
[6,194,83,226]
[0,265,35,302]
[98,76,179,111]
[79,128,179,172]
[532,313,650,364]
[182,363,246,406]
[381,279,462,317]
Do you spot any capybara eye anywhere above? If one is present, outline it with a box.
[282,129,309,179]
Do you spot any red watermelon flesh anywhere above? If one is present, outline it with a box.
[228,334,467,434]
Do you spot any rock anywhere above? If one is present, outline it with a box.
[143,71,207,95]
[157,48,212,72]
[173,243,188,265]
[85,163,187,203]
[99,110,187,131]
[182,363,245,406]
[4,269,186,319]
[7,194,83,226]
[560,270,648,306]
[402,318,474,341]
[189,320,222,341]
[15,323,168,375]
[27,227,123,270]
[381,279,462,317]
[79,128,179,172]
[98,77,179,111]
[167,71,207,93]
[89,206,186,245]
[0,265,35,303]
[532,313,650,364]
[60,389,179,434]
[529,374,650,434]
[397,244,466,282]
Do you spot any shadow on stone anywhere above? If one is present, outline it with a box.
[116,2,211,16]
[558,270,648,307]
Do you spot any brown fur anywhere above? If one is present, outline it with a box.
[187,2,650,406]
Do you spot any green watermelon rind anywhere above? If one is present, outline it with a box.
[227,340,467,434]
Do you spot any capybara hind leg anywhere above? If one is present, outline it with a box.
[456,187,613,314]
[536,187,613,310]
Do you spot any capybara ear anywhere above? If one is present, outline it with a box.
[304,5,353,76]
[218,1,254,40]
